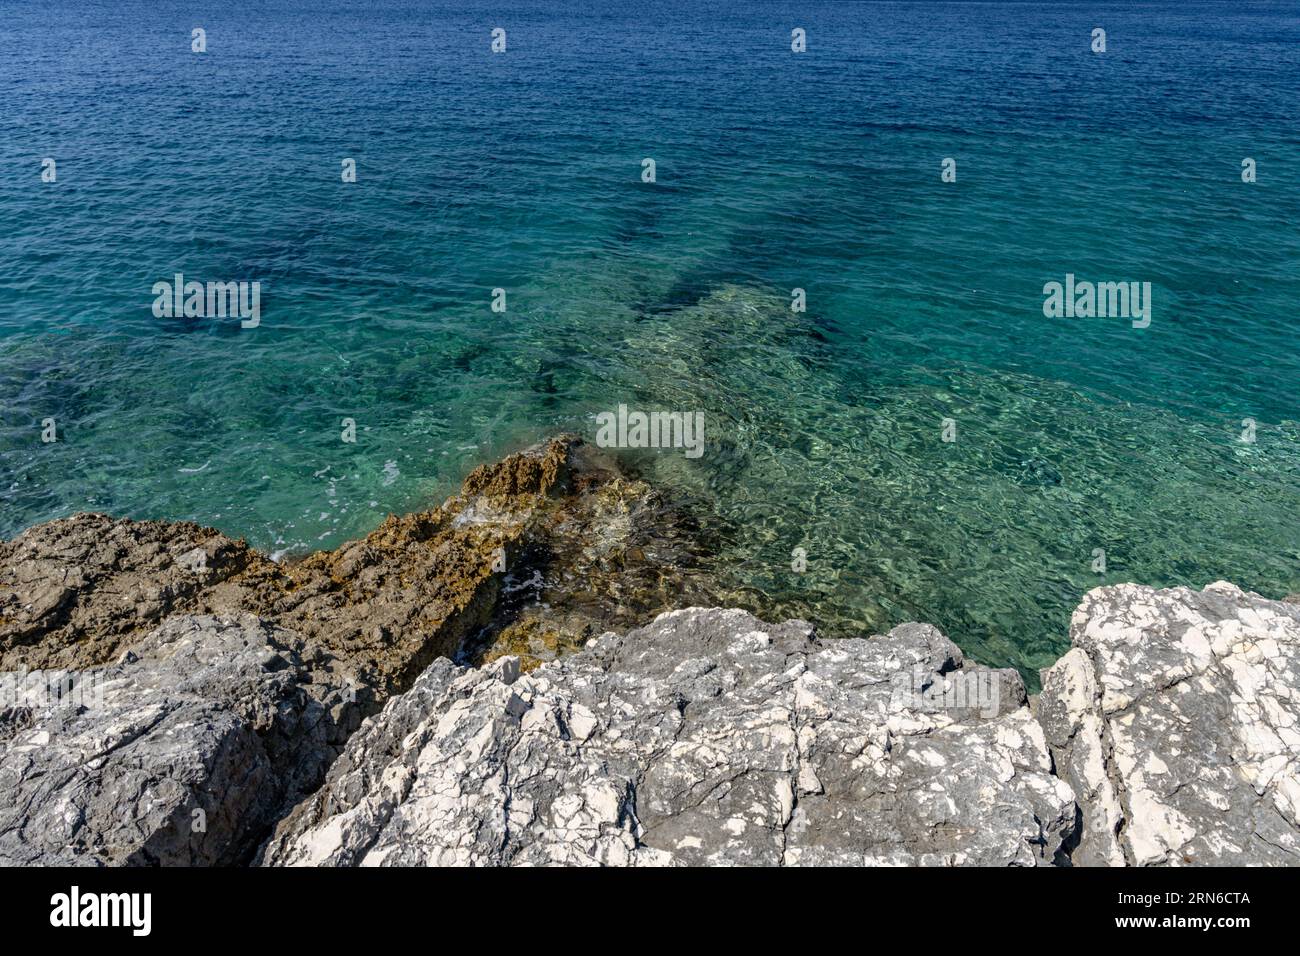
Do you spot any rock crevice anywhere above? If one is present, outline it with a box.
[1036,581,1300,866]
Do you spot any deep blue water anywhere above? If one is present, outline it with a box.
[2,0,1299,678]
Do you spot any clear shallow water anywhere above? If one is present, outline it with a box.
[2,0,1298,679]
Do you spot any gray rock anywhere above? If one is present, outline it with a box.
[0,615,356,866]
[8,576,1296,867]
[1038,582,1300,866]
[260,608,1073,866]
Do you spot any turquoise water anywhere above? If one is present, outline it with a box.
[2,1,1299,678]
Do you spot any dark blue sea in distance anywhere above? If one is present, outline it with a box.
[2,0,1298,681]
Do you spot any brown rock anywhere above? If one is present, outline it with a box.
[0,436,716,702]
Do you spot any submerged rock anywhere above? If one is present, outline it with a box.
[1038,581,1300,866]
[259,608,1072,866]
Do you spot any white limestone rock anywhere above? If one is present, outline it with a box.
[260,609,1074,866]
[1037,582,1300,866]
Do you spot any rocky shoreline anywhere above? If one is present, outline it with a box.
[2,438,1297,866]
